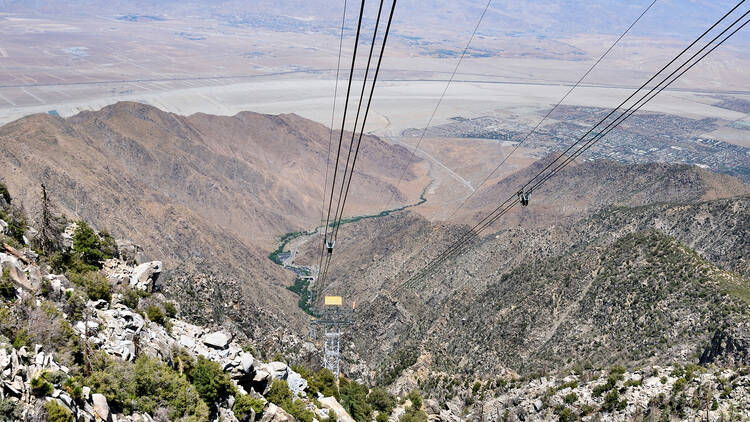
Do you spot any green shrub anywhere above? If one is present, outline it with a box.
[49,251,92,274]
[563,392,577,404]
[286,399,315,422]
[72,221,114,269]
[12,328,30,349]
[69,271,111,302]
[64,291,86,322]
[164,302,177,318]
[62,377,83,402]
[0,268,16,301]
[97,230,118,260]
[367,387,396,415]
[309,368,339,399]
[189,355,235,407]
[146,305,166,325]
[558,407,573,422]
[375,412,388,422]
[266,379,293,407]
[30,373,53,397]
[121,288,141,309]
[86,355,209,419]
[340,378,372,422]
[673,377,687,393]
[265,379,315,422]
[45,400,74,422]
[601,390,627,412]
[233,394,265,421]
[400,403,427,422]
[291,365,318,397]
[0,205,26,245]
[405,391,422,409]
[0,397,20,420]
[472,381,481,395]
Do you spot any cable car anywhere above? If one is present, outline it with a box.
[517,189,531,206]
[325,239,335,254]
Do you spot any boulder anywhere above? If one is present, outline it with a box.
[265,362,289,379]
[260,403,295,422]
[239,352,255,373]
[0,253,31,290]
[0,348,8,370]
[116,240,145,265]
[533,399,544,412]
[129,261,162,291]
[424,399,441,415]
[218,406,240,422]
[26,265,42,290]
[180,335,196,349]
[89,299,109,310]
[203,331,232,349]
[286,369,308,396]
[320,397,355,422]
[252,369,272,394]
[92,393,110,421]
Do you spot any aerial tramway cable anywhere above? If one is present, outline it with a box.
[315,0,367,302]
[382,0,493,212]
[322,0,367,248]
[315,0,350,304]
[330,0,387,243]
[443,0,659,221]
[316,0,398,300]
[398,1,749,289]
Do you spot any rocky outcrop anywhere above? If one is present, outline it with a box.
[701,323,750,367]
[0,227,348,422]
[0,252,31,290]
[320,397,355,422]
[129,261,162,292]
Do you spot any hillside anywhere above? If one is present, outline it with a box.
[0,102,421,332]
[292,159,750,392]
[455,154,750,227]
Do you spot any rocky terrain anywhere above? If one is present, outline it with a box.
[0,188,410,422]
[297,159,750,419]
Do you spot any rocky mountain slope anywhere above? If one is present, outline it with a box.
[0,102,420,332]
[456,155,750,228]
[297,159,750,406]
[0,195,403,422]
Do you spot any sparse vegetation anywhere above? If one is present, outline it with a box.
[72,221,113,269]
[0,268,15,301]
[85,354,210,419]
[189,355,235,408]
[68,271,112,302]
[233,394,265,421]
[45,400,74,422]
